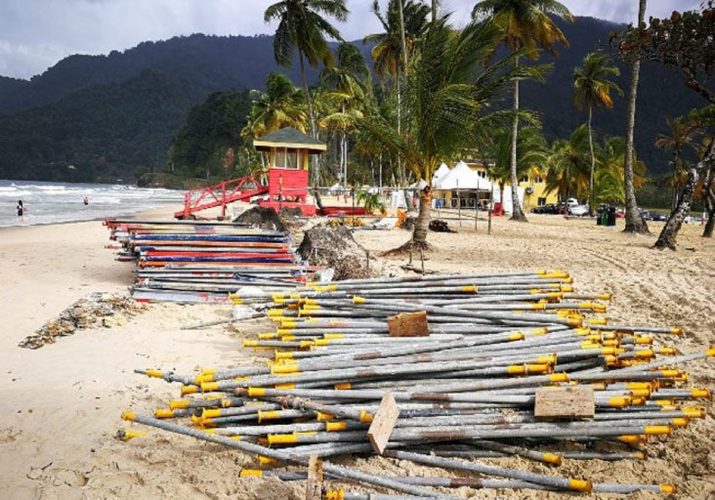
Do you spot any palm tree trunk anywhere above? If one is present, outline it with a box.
[623,0,649,234]
[702,163,714,238]
[396,71,405,186]
[299,52,319,186]
[588,104,596,217]
[671,147,681,210]
[510,58,527,222]
[654,138,714,249]
[413,188,431,246]
[397,0,409,188]
[431,0,439,22]
[705,209,715,238]
[397,0,409,69]
[344,132,349,184]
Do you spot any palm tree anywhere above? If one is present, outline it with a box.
[358,17,529,250]
[544,125,592,202]
[241,73,308,140]
[264,0,348,140]
[431,0,440,21]
[364,0,429,186]
[473,0,572,222]
[487,126,548,211]
[573,52,623,216]
[596,136,646,205]
[623,0,649,233]
[319,43,371,184]
[655,117,703,209]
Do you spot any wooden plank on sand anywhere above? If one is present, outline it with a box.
[305,454,323,500]
[368,392,400,454]
[387,311,429,337]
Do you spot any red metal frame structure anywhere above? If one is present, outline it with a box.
[175,173,267,219]
[175,128,327,219]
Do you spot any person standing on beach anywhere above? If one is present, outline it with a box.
[16,200,24,221]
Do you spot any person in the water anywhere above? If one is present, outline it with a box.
[17,200,24,220]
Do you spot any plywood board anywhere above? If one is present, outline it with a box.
[367,392,400,454]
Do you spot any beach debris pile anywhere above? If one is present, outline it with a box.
[104,219,317,303]
[234,206,287,232]
[429,219,455,233]
[19,293,144,349]
[297,224,373,280]
[124,270,713,496]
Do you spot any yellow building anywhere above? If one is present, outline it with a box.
[463,160,557,210]
[518,167,558,210]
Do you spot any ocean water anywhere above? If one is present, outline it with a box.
[0,180,183,228]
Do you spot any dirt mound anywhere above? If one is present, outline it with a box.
[234,206,286,232]
[297,224,373,280]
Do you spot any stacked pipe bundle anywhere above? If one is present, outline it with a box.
[126,270,713,497]
[104,219,315,303]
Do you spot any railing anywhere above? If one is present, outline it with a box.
[175,173,268,219]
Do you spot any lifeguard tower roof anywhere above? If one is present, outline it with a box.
[254,127,326,153]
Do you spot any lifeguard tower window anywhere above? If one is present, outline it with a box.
[275,150,299,169]
[538,197,547,206]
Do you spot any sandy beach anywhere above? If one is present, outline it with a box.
[0,209,713,499]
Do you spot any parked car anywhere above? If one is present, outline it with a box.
[532,204,556,214]
[649,212,668,222]
[563,199,587,216]
[569,204,589,217]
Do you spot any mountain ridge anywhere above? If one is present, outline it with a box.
[0,18,705,182]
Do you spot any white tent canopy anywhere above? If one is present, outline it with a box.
[431,162,450,185]
[434,161,491,190]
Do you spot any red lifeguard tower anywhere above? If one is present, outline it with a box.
[175,127,325,219]
[253,127,326,216]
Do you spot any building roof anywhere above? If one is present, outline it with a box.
[432,162,451,184]
[434,160,492,190]
[254,127,327,152]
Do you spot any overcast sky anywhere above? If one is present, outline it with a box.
[0,0,702,79]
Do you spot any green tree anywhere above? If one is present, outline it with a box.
[618,2,715,246]
[359,18,531,249]
[596,136,647,204]
[655,117,703,209]
[486,125,548,210]
[573,52,623,215]
[473,0,572,222]
[319,43,371,184]
[544,125,592,202]
[364,0,430,185]
[241,73,308,140]
[619,0,650,233]
[264,0,348,142]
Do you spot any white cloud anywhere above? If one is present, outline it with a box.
[0,0,704,79]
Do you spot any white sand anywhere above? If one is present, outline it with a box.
[0,209,713,499]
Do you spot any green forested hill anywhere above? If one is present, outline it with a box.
[0,19,705,183]
[0,70,200,182]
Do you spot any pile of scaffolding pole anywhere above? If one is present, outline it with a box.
[104,219,317,303]
[125,270,713,496]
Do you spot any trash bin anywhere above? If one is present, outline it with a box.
[607,207,616,226]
